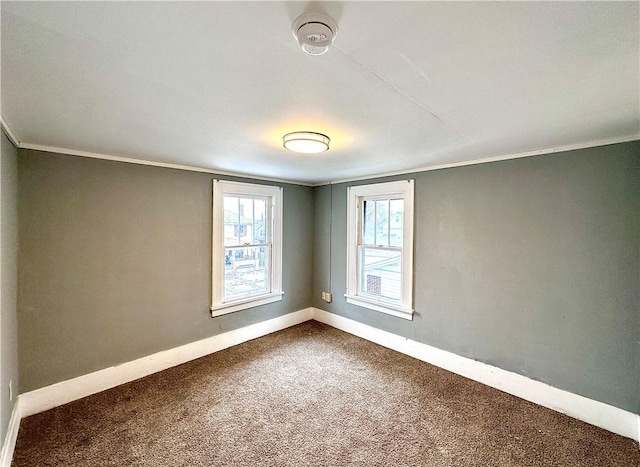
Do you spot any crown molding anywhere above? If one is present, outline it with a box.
[19,143,315,187]
[6,119,638,188]
[0,117,21,147]
[315,134,640,186]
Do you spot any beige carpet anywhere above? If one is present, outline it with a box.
[12,321,640,466]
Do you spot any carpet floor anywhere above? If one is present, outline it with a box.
[12,321,640,466]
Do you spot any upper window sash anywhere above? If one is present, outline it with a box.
[223,194,271,248]
[358,196,404,248]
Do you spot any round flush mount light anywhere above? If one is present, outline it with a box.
[283,131,330,154]
[292,13,338,56]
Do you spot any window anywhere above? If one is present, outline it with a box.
[346,180,414,320]
[211,180,283,316]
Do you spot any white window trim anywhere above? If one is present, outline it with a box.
[345,179,415,320]
[211,180,283,317]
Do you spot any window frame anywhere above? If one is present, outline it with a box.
[211,180,283,317]
[345,180,415,320]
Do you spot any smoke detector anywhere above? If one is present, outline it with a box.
[292,13,338,56]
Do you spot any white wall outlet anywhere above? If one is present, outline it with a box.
[322,291,333,303]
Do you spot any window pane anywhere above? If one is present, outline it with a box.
[224,245,270,301]
[389,199,404,248]
[362,199,375,245]
[238,198,253,244]
[253,198,267,244]
[358,247,402,302]
[224,196,241,246]
[225,196,270,246]
[375,199,389,247]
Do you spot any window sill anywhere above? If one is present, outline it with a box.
[210,292,284,317]
[344,295,413,320]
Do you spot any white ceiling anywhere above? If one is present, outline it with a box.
[2,1,638,184]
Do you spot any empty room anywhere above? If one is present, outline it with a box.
[1,1,639,465]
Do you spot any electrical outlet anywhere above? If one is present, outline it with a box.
[9,380,13,401]
[322,291,333,303]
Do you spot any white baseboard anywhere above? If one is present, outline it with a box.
[312,308,639,443]
[20,307,314,418]
[5,305,637,467]
[0,398,22,467]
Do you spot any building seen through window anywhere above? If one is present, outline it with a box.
[223,196,269,301]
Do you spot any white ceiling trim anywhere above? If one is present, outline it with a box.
[18,142,315,187]
[1,117,21,148]
[320,135,640,186]
[11,131,639,188]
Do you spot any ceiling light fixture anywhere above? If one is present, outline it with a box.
[283,131,330,154]
[292,13,338,56]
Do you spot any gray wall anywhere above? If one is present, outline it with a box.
[1,131,19,444]
[14,141,640,416]
[18,149,314,392]
[313,141,640,414]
